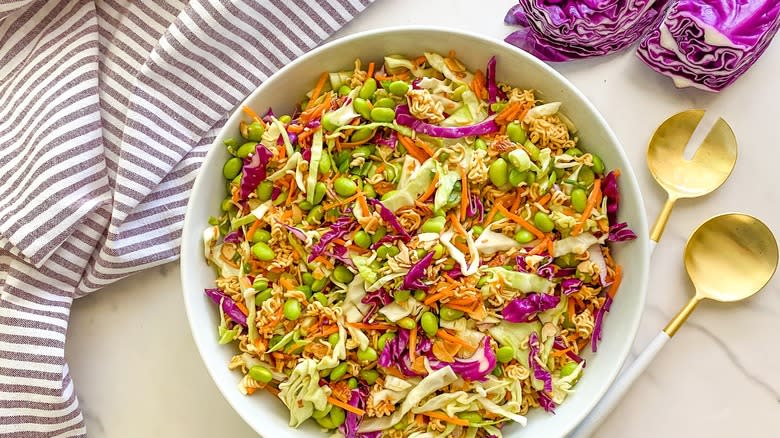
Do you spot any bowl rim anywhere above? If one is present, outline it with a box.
[181,25,650,438]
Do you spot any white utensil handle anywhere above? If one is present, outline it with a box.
[649,239,657,256]
[568,331,670,438]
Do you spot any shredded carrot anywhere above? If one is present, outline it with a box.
[279,277,296,291]
[528,238,548,256]
[375,164,386,174]
[449,213,467,237]
[423,287,455,306]
[242,105,261,122]
[328,396,365,416]
[444,302,479,314]
[497,204,545,239]
[306,72,329,110]
[415,414,426,426]
[459,167,468,218]
[409,328,417,363]
[287,124,304,134]
[510,187,523,212]
[313,256,334,270]
[453,239,469,254]
[346,322,395,331]
[598,218,610,233]
[246,387,257,395]
[367,62,375,78]
[572,179,602,236]
[471,69,486,100]
[537,193,551,206]
[231,188,240,203]
[568,298,576,322]
[436,329,476,349]
[339,131,376,148]
[381,365,405,379]
[280,209,293,222]
[422,411,470,427]
[552,347,574,357]
[608,265,623,298]
[546,236,555,257]
[398,135,429,162]
[495,102,522,124]
[323,193,360,211]
[264,385,280,396]
[484,201,502,225]
[316,325,339,339]
[415,138,435,157]
[356,189,370,217]
[417,172,439,202]
[286,176,297,205]
[235,301,248,316]
[414,55,427,66]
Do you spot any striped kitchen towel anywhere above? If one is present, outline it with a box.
[0,0,374,435]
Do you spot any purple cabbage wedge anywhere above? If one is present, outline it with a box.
[204,288,247,327]
[602,170,621,224]
[637,1,780,92]
[339,387,381,438]
[592,294,614,352]
[378,329,418,377]
[308,213,358,262]
[222,229,244,244]
[503,293,560,322]
[239,145,274,199]
[504,0,670,61]
[360,288,392,323]
[395,104,500,139]
[528,332,553,392]
[608,222,637,242]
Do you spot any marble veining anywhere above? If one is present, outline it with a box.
[65,0,780,436]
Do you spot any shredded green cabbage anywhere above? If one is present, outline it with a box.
[278,359,332,427]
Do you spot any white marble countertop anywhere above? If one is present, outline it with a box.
[66,0,780,436]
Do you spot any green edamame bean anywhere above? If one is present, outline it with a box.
[591,154,606,175]
[353,230,372,249]
[312,406,332,419]
[471,225,484,238]
[560,361,579,377]
[534,212,555,233]
[476,276,489,288]
[371,226,387,244]
[456,411,483,425]
[247,122,265,141]
[578,166,595,186]
[236,142,258,158]
[223,157,243,180]
[360,369,379,385]
[332,265,354,284]
[374,97,396,108]
[394,290,410,303]
[255,181,273,201]
[347,377,358,390]
[300,272,314,286]
[254,289,272,305]
[272,192,287,206]
[432,243,445,259]
[329,362,348,381]
[363,184,376,198]
[319,151,332,175]
[440,307,464,321]
[221,198,234,212]
[311,277,330,292]
[252,242,275,261]
[359,78,377,100]
[315,416,335,430]
[353,98,372,120]
[224,137,239,151]
[252,229,271,243]
[566,147,583,157]
[283,298,301,320]
[571,188,587,213]
[413,290,426,301]
[489,158,509,187]
[328,332,340,346]
[356,347,378,362]
[507,122,527,143]
[421,312,439,337]
[508,168,527,187]
[397,317,416,330]
[526,172,537,185]
[253,278,269,291]
[415,248,426,260]
[279,115,291,124]
[383,165,397,182]
[474,138,488,150]
[388,80,410,96]
[370,107,395,123]
[376,245,391,259]
[307,205,324,223]
[496,346,515,363]
[338,84,351,96]
[299,200,313,211]
[514,228,535,244]
[249,365,273,383]
[312,182,327,205]
[377,332,396,351]
[297,285,312,299]
[388,246,400,257]
[420,216,446,233]
[555,253,578,268]
[312,292,328,306]
[350,127,374,143]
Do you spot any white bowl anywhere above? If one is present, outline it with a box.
[181,26,649,438]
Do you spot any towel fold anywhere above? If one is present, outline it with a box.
[0,0,373,435]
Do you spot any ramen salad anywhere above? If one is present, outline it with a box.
[203,52,636,438]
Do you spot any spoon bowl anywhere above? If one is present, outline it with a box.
[684,213,778,303]
[647,110,738,242]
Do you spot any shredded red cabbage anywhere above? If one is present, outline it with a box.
[278,221,307,242]
[528,331,553,392]
[561,278,583,296]
[538,390,556,413]
[204,288,247,327]
[308,213,358,262]
[262,107,275,122]
[360,288,392,323]
[301,146,311,162]
[368,199,411,242]
[395,104,500,139]
[427,336,497,381]
[374,128,398,149]
[602,170,620,224]
[369,234,405,250]
[223,229,244,244]
[467,193,485,222]
[502,293,560,323]
[378,329,419,377]
[339,387,380,438]
[402,251,435,291]
[324,245,356,269]
[608,222,637,242]
[485,56,499,105]
[271,187,281,200]
[591,294,614,352]
[554,337,585,365]
[239,145,274,199]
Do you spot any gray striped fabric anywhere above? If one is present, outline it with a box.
[0,0,374,435]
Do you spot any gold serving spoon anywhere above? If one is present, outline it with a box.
[647,110,738,247]
[570,213,778,437]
